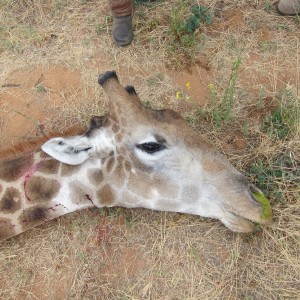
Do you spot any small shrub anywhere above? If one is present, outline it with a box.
[167,1,213,68]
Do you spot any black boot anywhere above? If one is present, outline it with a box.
[112,15,133,46]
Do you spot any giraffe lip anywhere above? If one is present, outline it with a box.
[224,211,257,233]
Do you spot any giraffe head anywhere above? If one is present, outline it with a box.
[42,71,272,233]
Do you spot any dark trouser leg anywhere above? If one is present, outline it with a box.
[109,0,133,17]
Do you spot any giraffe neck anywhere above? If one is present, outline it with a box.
[0,150,107,240]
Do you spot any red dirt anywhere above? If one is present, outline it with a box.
[168,65,213,106]
[0,66,82,147]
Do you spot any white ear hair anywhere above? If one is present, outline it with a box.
[41,136,92,165]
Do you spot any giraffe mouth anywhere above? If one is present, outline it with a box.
[222,185,272,233]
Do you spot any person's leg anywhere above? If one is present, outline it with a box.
[277,0,300,15]
[109,0,133,46]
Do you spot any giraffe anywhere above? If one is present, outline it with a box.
[0,71,272,241]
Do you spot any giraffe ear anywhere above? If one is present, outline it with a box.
[41,136,92,165]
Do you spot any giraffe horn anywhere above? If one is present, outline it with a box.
[98,71,143,111]
[98,70,118,86]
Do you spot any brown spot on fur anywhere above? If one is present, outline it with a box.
[124,160,132,172]
[112,123,120,133]
[38,159,60,174]
[105,157,115,173]
[0,184,2,194]
[97,184,115,206]
[25,176,60,202]
[88,169,104,186]
[0,155,33,182]
[0,187,21,213]
[19,206,47,231]
[127,170,152,198]
[202,154,228,174]
[60,163,81,176]
[111,164,127,186]
[116,133,123,142]
[0,218,16,240]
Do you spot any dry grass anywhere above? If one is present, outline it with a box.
[0,0,299,299]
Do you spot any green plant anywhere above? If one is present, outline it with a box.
[185,5,213,34]
[36,85,47,93]
[167,1,212,67]
[209,55,242,127]
[169,3,212,37]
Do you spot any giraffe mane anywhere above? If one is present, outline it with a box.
[0,126,85,161]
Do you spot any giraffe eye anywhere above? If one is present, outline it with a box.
[137,142,166,154]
